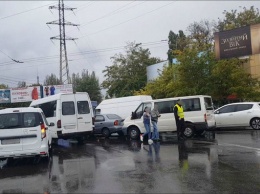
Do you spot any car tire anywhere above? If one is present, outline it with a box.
[183,124,194,138]
[250,117,260,130]
[102,128,110,137]
[128,126,140,140]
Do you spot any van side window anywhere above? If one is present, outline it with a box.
[36,100,57,118]
[156,101,174,114]
[77,101,90,114]
[62,101,75,115]
[133,102,152,119]
[182,98,201,112]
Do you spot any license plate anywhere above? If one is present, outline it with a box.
[1,139,20,145]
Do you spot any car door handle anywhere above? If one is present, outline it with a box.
[247,112,252,113]
[78,117,83,119]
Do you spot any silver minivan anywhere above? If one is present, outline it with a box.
[0,107,53,160]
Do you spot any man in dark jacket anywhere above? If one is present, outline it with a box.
[174,99,185,140]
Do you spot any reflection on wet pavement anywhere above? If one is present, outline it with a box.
[0,131,260,193]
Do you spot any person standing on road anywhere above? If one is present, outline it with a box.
[174,99,185,140]
[151,104,161,141]
[140,107,152,143]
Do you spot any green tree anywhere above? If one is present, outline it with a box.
[167,30,189,64]
[102,42,161,98]
[17,81,26,87]
[0,84,8,89]
[44,73,62,85]
[134,64,180,99]
[72,69,102,103]
[216,6,260,31]
[210,58,260,102]
[187,20,215,49]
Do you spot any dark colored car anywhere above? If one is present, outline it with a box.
[94,114,124,137]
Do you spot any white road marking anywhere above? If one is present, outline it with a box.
[218,143,260,151]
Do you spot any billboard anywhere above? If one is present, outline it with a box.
[0,89,11,103]
[214,23,260,59]
[0,84,73,104]
[42,84,73,98]
[11,86,41,103]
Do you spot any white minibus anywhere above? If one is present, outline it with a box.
[30,92,94,142]
[122,95,216,139]
[95,95,152,119]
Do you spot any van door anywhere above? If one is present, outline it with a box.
[22,112,42,151]
[60,95,78,134]
[0,113,23,152]
[204,97,215,128]
[156,101,176,132]
[75,94,93,132]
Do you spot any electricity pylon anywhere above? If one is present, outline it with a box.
[46,0,79,84]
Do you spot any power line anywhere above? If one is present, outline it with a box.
[79,1,176,38]
[0,50,24,63]
[0,2,55,20]
[0,41,168,66]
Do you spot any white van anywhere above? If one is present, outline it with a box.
[0,107,52,160]
[29,92,94,141]
[95,95,152,119]
[122,95,216,139]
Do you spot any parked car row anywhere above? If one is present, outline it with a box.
[1,91,260,163]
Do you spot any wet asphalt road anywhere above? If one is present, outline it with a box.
[1,130,260,194]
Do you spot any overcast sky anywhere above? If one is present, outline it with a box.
[0,1,259,91]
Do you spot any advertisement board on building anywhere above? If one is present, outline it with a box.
[43,84,73,98]
[0,84,74,104]
[214,23,260,59]
[11,86,41,103]
[0,89,11,103]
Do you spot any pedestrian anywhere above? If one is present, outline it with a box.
[174,99,185,140]
[151,104,161,141]
[50,85,55,95]
[44,86,49,97]
[140,107,152,143]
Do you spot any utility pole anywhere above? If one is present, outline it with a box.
[46,0,79,84]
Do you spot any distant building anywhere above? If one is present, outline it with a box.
[241,54,260,80]
[146,59,179,82]
[146,61,168,82]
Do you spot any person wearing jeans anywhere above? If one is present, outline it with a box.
[151,104,161,141]
[140,107,151,142]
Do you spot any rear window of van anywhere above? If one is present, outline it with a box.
[0,112,41,129]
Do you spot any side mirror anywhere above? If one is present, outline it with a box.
[131,112,137,120]
[49,122,55,126]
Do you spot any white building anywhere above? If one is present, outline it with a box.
[146,60,168,82]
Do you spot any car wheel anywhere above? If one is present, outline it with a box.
[183,124,194,138]
[102,128,110,137]
[128,126,140,140]
[250,117,260,130]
